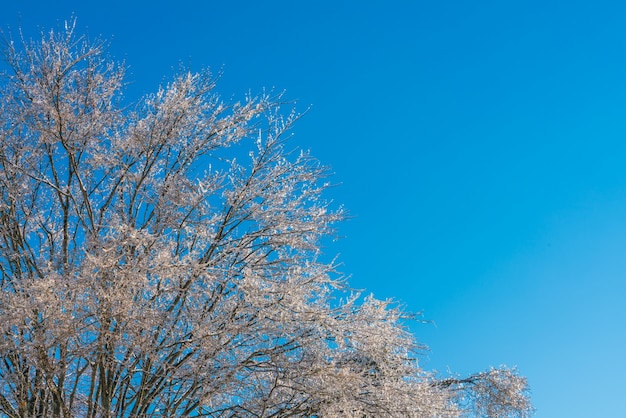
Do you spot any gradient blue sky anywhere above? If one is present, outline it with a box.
[4,1,626,416]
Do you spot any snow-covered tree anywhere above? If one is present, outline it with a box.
[0,21,532,417]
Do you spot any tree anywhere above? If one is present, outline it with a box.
[0,21,532,417]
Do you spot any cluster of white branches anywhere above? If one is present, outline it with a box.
[0,21,532,417]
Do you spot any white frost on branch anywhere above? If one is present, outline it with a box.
[0,20,532,417]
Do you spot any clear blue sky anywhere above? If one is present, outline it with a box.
[4,1,626,416]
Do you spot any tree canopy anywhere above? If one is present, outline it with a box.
[0,21,532,417]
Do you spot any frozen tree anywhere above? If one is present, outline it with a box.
[0,21,532,417]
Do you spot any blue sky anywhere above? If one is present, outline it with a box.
[4,1,626,416]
